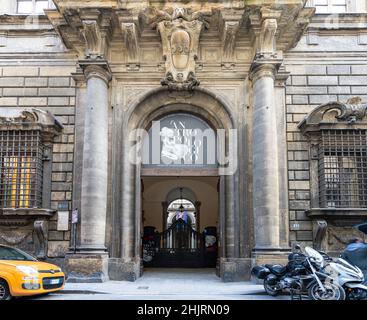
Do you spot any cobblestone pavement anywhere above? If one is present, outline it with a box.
[29,268,292,300]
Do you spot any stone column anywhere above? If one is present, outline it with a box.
[251,63,282,253]
[79,61,111,252]
[65,60,111,283]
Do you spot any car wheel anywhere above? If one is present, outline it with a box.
[0,280,11,301]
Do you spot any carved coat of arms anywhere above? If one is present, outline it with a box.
[144,7,211,91]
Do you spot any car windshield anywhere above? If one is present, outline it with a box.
[0,246,37,261]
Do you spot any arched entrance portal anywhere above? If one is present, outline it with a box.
[141,112,219,268]
[109,88,249,282]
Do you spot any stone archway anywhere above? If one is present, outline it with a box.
[108,87,251,282]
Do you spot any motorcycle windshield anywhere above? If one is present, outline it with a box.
[305,247,324,266]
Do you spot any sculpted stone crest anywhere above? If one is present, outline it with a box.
[144,7,212,91]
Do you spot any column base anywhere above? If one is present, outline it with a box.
[65,253,109,283]
[219,258,252,282]
[252,247,291,267]
[108,258,142,282]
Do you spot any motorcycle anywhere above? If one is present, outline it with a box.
[252,245,345,300]
[303,246,346,300]
[318,251,367,300]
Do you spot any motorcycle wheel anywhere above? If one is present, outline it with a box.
[263,278,281,296]
[308,281,346,301]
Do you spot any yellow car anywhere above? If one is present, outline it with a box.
[0,244,65,300]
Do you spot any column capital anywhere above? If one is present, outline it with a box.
[250,63,277,83]
[79,59,112,85]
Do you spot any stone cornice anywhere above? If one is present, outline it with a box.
[247,2,315,54]
[0,208,55,218]
[307,208,367,219]
[44,1,314,71]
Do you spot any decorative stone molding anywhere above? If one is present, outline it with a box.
[249,10,284,81]
[45,8,113,59]
[82,19,104,59]
[0,108,63,137]
[248,5,314,58]
[0,233,32,245]
[313,220,328,251]
[45,1,315,74]
[250,63,277,83]
[259,18,277,58]
[307,213,367,253]
[117,11,142,66]
[143,6,212,91]
[219,9,245,64]
[79,60,112,85]
[274,66,291,88]
[248,8,282,61]
[121,22,140,62]
[0,110,38,124]
[80,10,112,59]
[0,208,55,259]
[298,97,367,135]
[0,208,55,218]
[34,220,48,259]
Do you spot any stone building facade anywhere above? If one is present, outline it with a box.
[0,0,366,282]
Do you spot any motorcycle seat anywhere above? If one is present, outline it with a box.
[265,264,287,276]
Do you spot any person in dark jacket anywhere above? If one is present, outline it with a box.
[341,237,367,278]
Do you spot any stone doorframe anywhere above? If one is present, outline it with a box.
[108,87,252,282]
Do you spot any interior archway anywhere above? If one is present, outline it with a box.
[167,198,196,229]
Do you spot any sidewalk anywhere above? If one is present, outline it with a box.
[55,269,285,299]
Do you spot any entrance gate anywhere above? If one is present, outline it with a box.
[143,219,217,268]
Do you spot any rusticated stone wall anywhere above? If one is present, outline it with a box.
[0,64,76,260]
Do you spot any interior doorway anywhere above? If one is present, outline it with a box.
[141,176,219,268]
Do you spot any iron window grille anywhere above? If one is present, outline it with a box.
[318,129,367,208]
[0,130,44,209]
